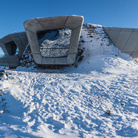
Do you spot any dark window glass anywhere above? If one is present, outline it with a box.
[5,41,18,56]
[37,28,71,58]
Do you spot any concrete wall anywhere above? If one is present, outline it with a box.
[0,32,28,67]
[24,15,84,65]
[104,27,138,61]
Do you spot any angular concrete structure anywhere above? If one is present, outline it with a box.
[0,32,28,67]
[104,27,138,61]
[24,16,84,65]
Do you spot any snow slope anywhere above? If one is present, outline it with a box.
[0,24,138,138]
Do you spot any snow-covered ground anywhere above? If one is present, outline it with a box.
[39,28,71,58]
[0,24,138,138]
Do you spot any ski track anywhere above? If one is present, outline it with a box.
[0,24,138,138]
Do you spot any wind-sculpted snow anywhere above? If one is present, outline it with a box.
[0,24,138,138]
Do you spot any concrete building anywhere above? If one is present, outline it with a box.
[0,32,28,67]
[104,27,138,61]
[24,15,84,65]
[0,16,137,68]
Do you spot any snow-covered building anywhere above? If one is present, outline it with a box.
[0,15,138,67]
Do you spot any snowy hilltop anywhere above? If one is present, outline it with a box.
[0,24,138,138]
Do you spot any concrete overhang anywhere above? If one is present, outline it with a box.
[0,32,28,67]
[24,15,84,65]
[103,27,138,61]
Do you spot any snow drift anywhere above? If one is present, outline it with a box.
[0,24,137,138]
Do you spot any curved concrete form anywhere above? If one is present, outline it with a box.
[104,27,138,60]
[24,15,84,65]
[0,32,28,67]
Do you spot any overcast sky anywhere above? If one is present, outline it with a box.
[0,0,138,38]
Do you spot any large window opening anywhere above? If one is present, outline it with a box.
[37,28,71,58]
[0,47,5,58]
[5,41,19,56]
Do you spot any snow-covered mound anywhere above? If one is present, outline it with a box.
[0,24,138,138]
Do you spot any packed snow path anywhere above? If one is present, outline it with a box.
[0,24,138,138]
